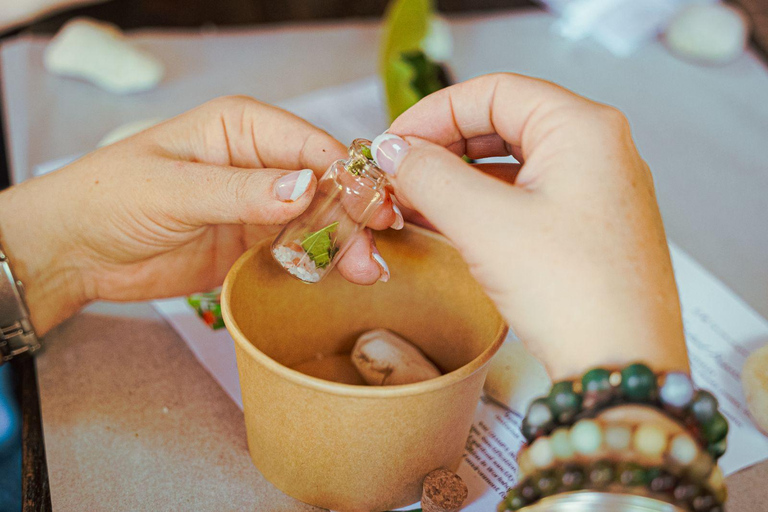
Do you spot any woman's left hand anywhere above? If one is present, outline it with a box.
[0,96,399,335]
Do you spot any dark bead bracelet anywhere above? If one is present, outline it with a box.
[498,458,725,512]
[521,363,729,460]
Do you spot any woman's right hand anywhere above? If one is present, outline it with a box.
[371,73,689,380]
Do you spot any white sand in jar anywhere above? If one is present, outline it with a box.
[272,242,322,283]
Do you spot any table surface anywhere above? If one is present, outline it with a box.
[2,10,768,511]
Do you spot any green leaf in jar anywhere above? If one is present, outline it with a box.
[301,222,339,269]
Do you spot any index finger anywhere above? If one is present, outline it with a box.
[149,95,349,173]
[388,73,605,162]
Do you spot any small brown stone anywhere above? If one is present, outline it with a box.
[421,468,468,512]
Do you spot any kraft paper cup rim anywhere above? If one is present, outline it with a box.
[221,224,508,399]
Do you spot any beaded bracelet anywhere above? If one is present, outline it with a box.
[498,458,725,512]
[516,419,724,499]
[521,363,729,460]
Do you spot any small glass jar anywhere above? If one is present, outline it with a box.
[272,139,388,283]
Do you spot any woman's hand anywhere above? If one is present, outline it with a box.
[0,96,398,335]
[371,73,689,380]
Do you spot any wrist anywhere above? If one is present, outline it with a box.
[0,184,89,336]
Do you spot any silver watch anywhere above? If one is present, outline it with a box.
[0,244,41,364]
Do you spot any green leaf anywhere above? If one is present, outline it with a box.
[400,50,448,99]
[360,143,373,160]
[301,222,339,269]
[380,0,434,120]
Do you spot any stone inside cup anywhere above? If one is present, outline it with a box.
[227,227,504,386]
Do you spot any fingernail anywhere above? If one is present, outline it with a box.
[390,204,404,230]
[371,133,409,175]
[372,250,390,283]
[275,169,313,202]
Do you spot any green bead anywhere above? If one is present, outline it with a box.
[618,462,648,487]
[587,460,615,488]
[690,390,719,424]
[620,363,657,401]
[702,412,729,444]
[547,381,583,423]
[708,437,727,459]
[522,398,554,442]
[581,368,613,407]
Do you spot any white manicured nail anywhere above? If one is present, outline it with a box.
[275,169,313,202]
[372,252,390,283]
[371,133,409,175]
[390,204,404,230]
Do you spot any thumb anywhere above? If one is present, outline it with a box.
[163,163,317,227]
[371,133,529,251]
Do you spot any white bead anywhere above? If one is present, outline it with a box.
[528,437,555,469]
[659,372,694,409]
[517,449,534,477]
[527,400,553,427]
[570,420,603,456]
[669,433,698,465]
[605,425,632,452]
[549,428,574,460]
[634,424,668,459]
[550,428,575,460]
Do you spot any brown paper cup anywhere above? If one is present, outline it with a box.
[222,224,507,511]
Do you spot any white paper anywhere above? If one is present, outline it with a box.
[277,76,389,146]
[138,78,768,508]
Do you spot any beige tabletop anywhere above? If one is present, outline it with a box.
[3,10,768,511]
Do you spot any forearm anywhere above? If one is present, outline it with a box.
[0,182,88,336]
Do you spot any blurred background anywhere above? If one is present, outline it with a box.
[1,0,767,510]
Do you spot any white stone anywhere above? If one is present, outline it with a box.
[664,4,750,65]
[351,329,441,386]
[44,18,164,94]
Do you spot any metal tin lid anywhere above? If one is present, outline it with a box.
[522,491,687,512]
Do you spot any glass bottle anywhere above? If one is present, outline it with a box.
[272,138,388,283]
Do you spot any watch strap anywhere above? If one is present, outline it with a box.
[0,247,40,363]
